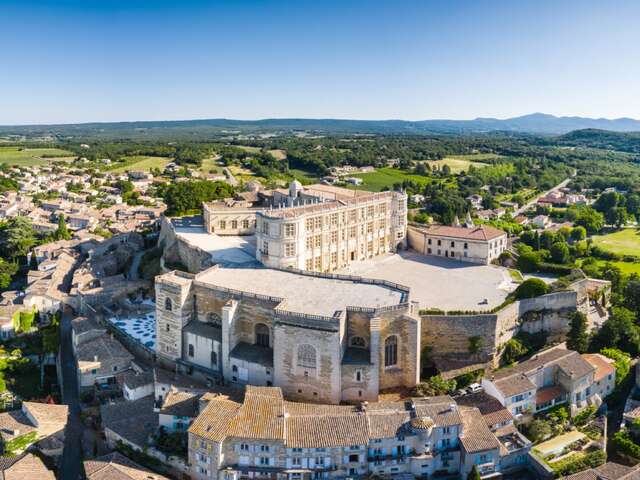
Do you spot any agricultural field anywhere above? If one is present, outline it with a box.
[592,228,640,257]
[347,167,431,191]
[0,146,74,166]
[237,145,287,160]
[106,155,173,173]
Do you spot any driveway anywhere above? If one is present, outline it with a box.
[59,310,84,479]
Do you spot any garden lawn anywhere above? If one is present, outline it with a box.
[592,228,640,257]
[0,146,74,166]
[348,167,431,192]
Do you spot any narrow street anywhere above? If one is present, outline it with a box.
[59,310,84,480]
[513,175,574,216]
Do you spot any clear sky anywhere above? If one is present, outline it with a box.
[1,0,639,124]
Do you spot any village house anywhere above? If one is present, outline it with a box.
[407,215,507,265]
[187,385,530,480]
[481,347,615,419]
[84,452,171,480]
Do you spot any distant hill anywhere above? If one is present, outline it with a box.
[556,129,640,154]
[1,113,640,139]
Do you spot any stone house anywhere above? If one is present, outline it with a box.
[481,347,615,419]
[187,385,529,480]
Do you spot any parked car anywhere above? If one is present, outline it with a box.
[467,383,483,394]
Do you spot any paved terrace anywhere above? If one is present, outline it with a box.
[172,217,258,266]
[339,250,515,311]
[195,266,405,318]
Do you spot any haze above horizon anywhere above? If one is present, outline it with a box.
[2,0,639,125]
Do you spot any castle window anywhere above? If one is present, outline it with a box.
[350,336,366,348]
[255,323,270,347]
[297,344,317,369]
[355,369,362,382]
[231,220,238,229]
[242,219,249,229]
[188,344,194,357]
[261,241,269,256]
[211,351,217,365]
[207,312,222,326]
[384,335,398,367]
[464,242,468,249]
[219,220,226,230]
[165,298,172,311]
[285,224,295,237]
[285,243,295,257]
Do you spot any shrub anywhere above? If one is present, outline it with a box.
[612,429,640,460]
[413,375,456,396]
[550,449,606,476]
[514,278,549,299]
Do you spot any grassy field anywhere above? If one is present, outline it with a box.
[0,146,74,166]
[348,167,431,192]
[592,228,640,256]
[593,259,640,275]
[199,156,224,175]
[426,153,497,173]
[107,155,173,173]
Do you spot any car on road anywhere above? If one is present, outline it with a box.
[467,383,483,394]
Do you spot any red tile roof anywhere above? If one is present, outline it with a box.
[420,224,506,241]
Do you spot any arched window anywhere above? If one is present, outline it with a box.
[165,297,172,311]
[350,336,366,348]
[297,344,317,369]
[207,312,222,327]
[384,336,398,367]
[255,323,270,347]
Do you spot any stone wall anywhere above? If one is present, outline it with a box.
[421,290,580,373]
[159,217,213,274]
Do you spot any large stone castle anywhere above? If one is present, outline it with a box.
[155,265,420,404]
[156,182,610,404]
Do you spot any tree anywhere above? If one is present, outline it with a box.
[501,338,528,365]
[566,312,589,353]
[0,259,18,289]
[624,278,640,316]
[627,194,640,218]
[570,226,587,242]
[514,278,549,299]
[591,307,640,355]
[0,217,37,260]
[600,348,631,386]
[605,207,628,228]
[55,214,71,241]
[573,206,604,234]
[594,191,619,213]
[413,375,457,396]
[527,419,552,443]
[467,465,481,480]
[550,241,570,264]
[540,230,557,250]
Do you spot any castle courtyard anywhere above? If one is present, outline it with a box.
[338,250,514,311]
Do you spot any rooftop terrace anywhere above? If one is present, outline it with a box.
[195,266,405,318]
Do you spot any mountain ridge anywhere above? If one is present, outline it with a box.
[2,113,640,136]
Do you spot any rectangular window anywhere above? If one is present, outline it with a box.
[349,226,357,238]
[188,344,194,357]
[314,235,321,248]
[306,259,313,270]
[331,252,337,265]
[242,219,249,229]
[231,220,238,229]
[262,241,269,255]
[314,257,322,270]
[314,217,322,229]
[219,220,226,230]
[211,351,217,365]
[240,443,249,451]
[285,224,295,237]
[331,231,338,243]
[305,218,314,231]
[306,236,313,250]
[285,243,296,257]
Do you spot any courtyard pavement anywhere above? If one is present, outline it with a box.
[340,250,516,311]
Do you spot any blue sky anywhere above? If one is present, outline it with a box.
[1,0,639,124]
